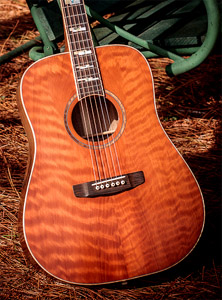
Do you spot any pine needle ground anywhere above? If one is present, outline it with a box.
[0,1,221,299]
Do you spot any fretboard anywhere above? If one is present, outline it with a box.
[60,0,104,100]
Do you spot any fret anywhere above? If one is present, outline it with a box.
[69,26,86,33]
[75,67,100,75]
[67,21,88,27]
[76,64,94,70]
[78,84,101,91]
[72,46,95,52]
[68,31,92,38]
[70,38,92,45]
[78,86,103,94]
[65,0,80,4]
[69,45,93,54]
[75,75,101,83]
[64,0,80,5]
[75,69,100,77]
[60,0,104,99]
[62,0,82,6]
[63,13,88,19]
[77,77,99,83]
[75,58,96,64]
[70,45,93,53]
[71,55,95,65]
[66,16,88,22]
[74,71,102,82]
[71,59,97,70]
[72,58,102,78]
[68,32,91,39]
[62,4,80,8]
[77,85,103,99]
[62,1,84,8]
[73,49,92,55]
[71,56,98,70]
[76,79,103,89]
[68,33,93,49]
[69,41,92,48]
[75,69,100,76]
[78,85,102,94]
[75,70,103,83]
[64,18,88,27]
[69,38,93,45]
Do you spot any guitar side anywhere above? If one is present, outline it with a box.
[17,45,205,285]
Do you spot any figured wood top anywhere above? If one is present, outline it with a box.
[18,45,204,285]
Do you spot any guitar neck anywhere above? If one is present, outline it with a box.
[60,0,104,100]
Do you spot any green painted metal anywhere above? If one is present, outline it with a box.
[86,4,184,62]
[29,46,46,61]
[166,0,220,75]
[0,36,41,66]
[26,0,60,60]
[90,28,99,47]
[86,0,220,75]
[91,0,206,51]
[129,0,204,50]
[0,0,219,75]
[142,47,201,59]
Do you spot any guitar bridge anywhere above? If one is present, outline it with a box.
[73,171,145,198]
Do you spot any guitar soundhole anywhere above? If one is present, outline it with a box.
[72,96,118,142]
[64,91,126,149]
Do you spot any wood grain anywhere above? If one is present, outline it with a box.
[17,45,204,285]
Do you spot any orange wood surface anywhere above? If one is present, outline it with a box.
[17,45,204,284]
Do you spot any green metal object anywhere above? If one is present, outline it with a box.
[0,36,41,66]
[86,0,220,76]
[166,0,220,75]
[86,4,184,62]
[29,46,46,61]
[0,0,220,75]
[26,0,63,60]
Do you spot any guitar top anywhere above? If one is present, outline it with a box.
[17,0,205,285]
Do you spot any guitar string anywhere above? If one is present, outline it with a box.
[78,1,122,178]
[72,1,115,181]
[66,2,104,181]
[64,0,123,182]
[68,1,109,181]
[62,0,101,182]
[76,2,116,180]
[70,2,111,181]
[80,1,122,178]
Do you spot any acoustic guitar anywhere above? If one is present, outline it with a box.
[17,0,205,285]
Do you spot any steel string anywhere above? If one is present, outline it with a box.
[69,2,111,181]
[78,1,123,178]
[62,0,101,181]
[72,1,115,180]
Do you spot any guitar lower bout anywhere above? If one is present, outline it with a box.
[17,44,205,285]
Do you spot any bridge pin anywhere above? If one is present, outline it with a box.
[95,185,100,190]
[105,183,110,188]
[100,184,105,189]
[121,180,125,185]
[111,182,115,187]
[116,181,120,186]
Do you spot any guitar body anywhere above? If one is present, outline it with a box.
[18,45,204,285]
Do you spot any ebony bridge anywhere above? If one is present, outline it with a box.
[73,171,145,198]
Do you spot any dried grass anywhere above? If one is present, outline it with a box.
[0,0,221,299]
